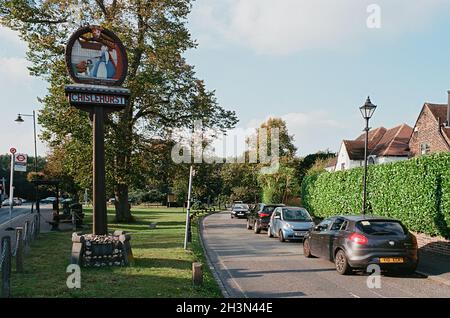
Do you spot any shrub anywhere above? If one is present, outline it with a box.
[301,153,450,238]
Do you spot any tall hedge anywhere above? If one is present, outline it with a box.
[301,153,450,238]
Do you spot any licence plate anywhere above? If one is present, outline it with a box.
[380,257,404,264]
[294,231,306,237]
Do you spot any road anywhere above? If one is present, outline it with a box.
[201,212,450,298]
[0,203,33,225]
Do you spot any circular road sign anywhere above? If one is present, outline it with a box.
[10,148,16,154]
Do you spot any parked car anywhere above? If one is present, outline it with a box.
[40,197,57,204]
[303,215,418,275]
[246,203,285,233]
[268,207,314,242]
[13,197,22,206]
[1,198,22,206]
[230,203,250,219]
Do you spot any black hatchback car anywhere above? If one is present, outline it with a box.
[246,203,285,233]
[303,216,418,275]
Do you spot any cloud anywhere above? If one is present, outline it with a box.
[190,0,449,55]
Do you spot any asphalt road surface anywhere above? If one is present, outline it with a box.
[201,212,450,298]
[0,203,32,225]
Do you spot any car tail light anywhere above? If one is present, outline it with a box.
[259,213,270,218]
[349,233,368,245]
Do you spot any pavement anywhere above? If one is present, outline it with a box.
[0,204,73,250]
[201,211,450,298]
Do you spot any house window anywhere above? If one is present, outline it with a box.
[341,163,345,170]
[368,157,375,165]
[420,143,430,155]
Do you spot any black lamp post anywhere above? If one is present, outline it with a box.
[15,111,40,219]
[359,97,377,215]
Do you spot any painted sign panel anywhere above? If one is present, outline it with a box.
[65,26,128,86]
[68,92,127,106]
[14,153,27,172]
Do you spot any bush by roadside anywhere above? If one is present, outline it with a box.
[301,153,450,238]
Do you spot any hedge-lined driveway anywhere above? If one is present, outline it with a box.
[201,212,450,298]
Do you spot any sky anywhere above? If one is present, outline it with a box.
[1,0,450,157]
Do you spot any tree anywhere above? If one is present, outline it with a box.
[1,0,237,221]
[258,118,297,158]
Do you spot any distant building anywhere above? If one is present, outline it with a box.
[325,157,338,172]
[335,124,413,171]
[409,98,450,157]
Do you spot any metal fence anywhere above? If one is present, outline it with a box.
[0,214,40,298]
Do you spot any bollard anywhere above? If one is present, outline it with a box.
[1,236,12,298]
[15,227,24,273]
[192,262,203,286]
[23,221,31,255]
[36,214,40,237]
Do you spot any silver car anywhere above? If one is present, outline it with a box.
[268,207,315,242]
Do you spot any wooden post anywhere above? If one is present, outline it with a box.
[15,228,24,273]
[192,262,203,286]
[23,221,30,255]
[1,236,11,298]
[93,106,107,235]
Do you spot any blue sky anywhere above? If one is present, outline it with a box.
[1,0,450,156]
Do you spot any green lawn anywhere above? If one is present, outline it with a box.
[10,207,222,298]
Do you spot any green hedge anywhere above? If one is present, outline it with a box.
[301,153,450,238]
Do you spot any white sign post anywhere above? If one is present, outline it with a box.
[6,148,17,230]
[184,166,194,250]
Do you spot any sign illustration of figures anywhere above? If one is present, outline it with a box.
[65,26,128,86]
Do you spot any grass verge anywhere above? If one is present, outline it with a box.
[10,207,222,298]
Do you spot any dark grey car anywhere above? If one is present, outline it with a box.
[303,216,419,275]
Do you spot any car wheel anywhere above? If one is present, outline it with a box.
[254,221,261,234]
[246,219,253,230]
[267,226,273,238]
[335,249,352,275]
[278,230,285,242]
[231,214,234,219]
[303,239,313,258]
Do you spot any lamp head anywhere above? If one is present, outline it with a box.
[360,96,377,120]
[15,114,24,123]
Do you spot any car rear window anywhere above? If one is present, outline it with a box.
[356,220,406,236]
[262,206,279,213]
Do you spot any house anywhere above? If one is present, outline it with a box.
[335,124,413,171]
[409,94,450,157]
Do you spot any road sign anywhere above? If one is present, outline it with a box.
[14,153,27,172]
[9,148,16,154]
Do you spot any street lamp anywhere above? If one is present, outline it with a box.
[15,111,40,219]
[359,97,377,215]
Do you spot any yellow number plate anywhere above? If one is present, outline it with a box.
[380,257,404,264]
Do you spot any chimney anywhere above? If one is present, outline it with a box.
[447,90,450,127]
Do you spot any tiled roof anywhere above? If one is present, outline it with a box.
[356,127,387,149]
[370,124,413,157]
[426,104,448,125]
[344,124,413,160]
[343,140,366,160]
